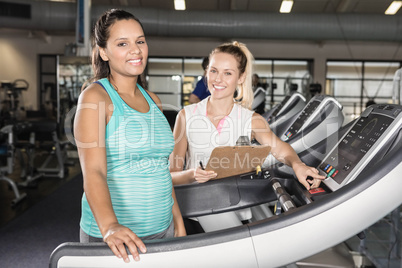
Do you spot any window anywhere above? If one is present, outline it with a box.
[146,57,313,112]
[326,60,401,122]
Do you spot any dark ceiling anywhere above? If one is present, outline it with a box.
[86,0,399,15]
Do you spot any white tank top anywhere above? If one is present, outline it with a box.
[184,97,254,170]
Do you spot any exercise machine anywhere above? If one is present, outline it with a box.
[263,94,344,168]
[17,119,72,187]
[251,86,266,114]
[0,123,29,205]
[49,104,402,268]
[262,92,306,126]
[0,79,29,123]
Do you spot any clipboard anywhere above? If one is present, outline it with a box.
[205,145,271,179]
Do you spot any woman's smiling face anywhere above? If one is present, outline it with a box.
[207,52,245,100]
[99,18,148,78]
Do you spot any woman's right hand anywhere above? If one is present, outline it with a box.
[103,223,147,263]
[193,167,217,183]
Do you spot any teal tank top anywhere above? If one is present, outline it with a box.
[80,78,174,238]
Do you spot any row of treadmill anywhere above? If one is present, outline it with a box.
[50,93,402,268]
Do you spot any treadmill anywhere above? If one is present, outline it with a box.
[263,94,344,168]
[251,87,266,112]
[49,104,402,268]
[262,92,306,126]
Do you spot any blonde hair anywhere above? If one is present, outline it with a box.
[209,41,254,109]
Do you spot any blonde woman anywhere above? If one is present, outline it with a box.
[169,41,324,231]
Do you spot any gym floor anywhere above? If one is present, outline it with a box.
[0,148,81,228]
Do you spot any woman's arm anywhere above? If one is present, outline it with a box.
[251,113,325,190]
[74,85,145,263]
[169,110,216,185]
[169,110,193,185]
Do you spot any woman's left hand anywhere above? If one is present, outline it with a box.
[292,162,326,190]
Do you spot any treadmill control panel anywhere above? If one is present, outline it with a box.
[267,95,290,123]
[283,98,321,140]
[321,104,401,191]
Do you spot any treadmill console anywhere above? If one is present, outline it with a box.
[267,95,291,123]
[265,93,306,124]
[281,95,340,141]
[321,104,402,191]
[283,98,320,140]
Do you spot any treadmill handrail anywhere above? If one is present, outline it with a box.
[281,95,342,140]
[276,92,306,117]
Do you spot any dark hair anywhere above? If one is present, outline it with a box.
[366,99,376,107]
[201,57,209,71]
[90,9,147,89]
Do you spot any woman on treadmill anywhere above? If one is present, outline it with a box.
[169,41,325,189]
[74,9,186,263]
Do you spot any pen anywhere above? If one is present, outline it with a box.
[199,161,205,170]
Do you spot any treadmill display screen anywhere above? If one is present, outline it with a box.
[284,99,320,139]
[268,95,291,123]
[320,113,393,185]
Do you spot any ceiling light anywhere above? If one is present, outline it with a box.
[174,0,186,11]
[385,1,402,15]
[280,0,294,13]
